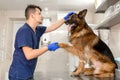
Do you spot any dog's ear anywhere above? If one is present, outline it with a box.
[78,9,87,18]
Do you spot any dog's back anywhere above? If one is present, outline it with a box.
[94,39,118,68]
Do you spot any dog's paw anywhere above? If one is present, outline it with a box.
[58,43,69,48]
[83,68,94,76]
[70,72,80,77]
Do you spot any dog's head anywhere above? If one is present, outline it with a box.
[65,9,87,34]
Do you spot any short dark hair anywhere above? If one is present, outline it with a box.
[25,4,42,20]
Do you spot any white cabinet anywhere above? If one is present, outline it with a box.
[95,0,120,29]
[96,10,120,29]
[95,0,118,13]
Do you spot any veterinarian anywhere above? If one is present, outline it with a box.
[8,4,75,80]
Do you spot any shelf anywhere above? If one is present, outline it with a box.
[95,10,120,29]
[96,0,119,13]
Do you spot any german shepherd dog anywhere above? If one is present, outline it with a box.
[58,9,118,77]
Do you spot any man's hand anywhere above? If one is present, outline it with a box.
[47,42,59,51]
[64,12,76,21]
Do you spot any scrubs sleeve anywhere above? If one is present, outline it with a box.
[17,28,33,49]
[37,26,46,38]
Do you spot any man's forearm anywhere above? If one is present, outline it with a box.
[45,18,65,32]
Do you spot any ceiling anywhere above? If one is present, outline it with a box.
[0,0,95,12]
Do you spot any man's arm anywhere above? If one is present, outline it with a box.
[22,46,48,60]
[22,42,59,60]
[45,12,75,33]
[45,18,65,33]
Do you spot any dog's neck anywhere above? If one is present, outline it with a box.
[68,21,94,42]
[69,27,87,42]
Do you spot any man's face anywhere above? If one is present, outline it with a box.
[33,8,43,24]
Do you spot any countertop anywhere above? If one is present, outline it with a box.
[34,70,120,80]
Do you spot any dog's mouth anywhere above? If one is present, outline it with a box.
[67,23,77,32]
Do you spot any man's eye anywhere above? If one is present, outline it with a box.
[39,13,41,15]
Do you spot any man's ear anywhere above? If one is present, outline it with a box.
[78,9,87,18]
[31,13,35,19]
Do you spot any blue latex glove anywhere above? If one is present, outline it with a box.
[64,12,76,21]
[47,42,60,51]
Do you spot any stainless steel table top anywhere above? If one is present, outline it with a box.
[34,70,120,80]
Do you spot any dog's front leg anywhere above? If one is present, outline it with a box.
[71,61,85,77]
[58,43,84,76]
[58,43,70,48]
[58,43,82,55]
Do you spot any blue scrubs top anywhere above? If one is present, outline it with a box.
[9,23,46,79]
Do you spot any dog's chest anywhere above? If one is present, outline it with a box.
[69,37,85,48]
